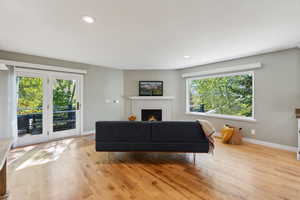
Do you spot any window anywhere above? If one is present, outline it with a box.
[186,71,254,121]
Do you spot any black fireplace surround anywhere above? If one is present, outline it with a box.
[142,109,162,121]
[95,121,209,153]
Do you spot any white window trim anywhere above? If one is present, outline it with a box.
[185,71,256,122]
[182,62,261,78]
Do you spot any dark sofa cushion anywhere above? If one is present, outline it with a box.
[95,121,209,153]
[96,121,152,142]
[151,121,207,142]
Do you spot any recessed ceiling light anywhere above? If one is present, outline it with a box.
[82,16,95,24]
[184,56,191,59]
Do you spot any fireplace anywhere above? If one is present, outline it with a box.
[129,96,174,121]
[142,109,162,121]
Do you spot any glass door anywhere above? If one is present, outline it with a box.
[49,74,82,139]
[16,71,49,146]
[16,69,83,146]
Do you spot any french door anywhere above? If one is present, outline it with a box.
[16,69,83,146]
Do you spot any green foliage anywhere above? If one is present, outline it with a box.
[53,80,76,121]
[189,74,253,117]
[17,77,43,115]
[17,77,76,115]
[53,79,76,110]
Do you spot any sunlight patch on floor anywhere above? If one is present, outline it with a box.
[8,145,36,165]
[15,139,73,171]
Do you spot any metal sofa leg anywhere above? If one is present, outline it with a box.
[193,153,196,165]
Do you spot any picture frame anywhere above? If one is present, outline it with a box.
[139,81,163,96]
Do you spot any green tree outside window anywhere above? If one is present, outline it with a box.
[188,73,253,117]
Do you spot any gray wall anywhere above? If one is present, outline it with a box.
[124,49,300,147]
[0,70,10,138]
[0,50,124,133]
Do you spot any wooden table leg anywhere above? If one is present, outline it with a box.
[0,160,8,200]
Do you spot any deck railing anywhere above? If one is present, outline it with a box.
[17,106,76,136]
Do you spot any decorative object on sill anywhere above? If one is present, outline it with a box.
[128,114,137,121]
[221,125,243,145]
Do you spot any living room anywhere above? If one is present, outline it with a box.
[0,1,300,200]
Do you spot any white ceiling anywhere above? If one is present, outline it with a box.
[1,0,300,70]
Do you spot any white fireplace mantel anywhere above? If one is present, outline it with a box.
[129,96,175,100]
[129,96,174,121]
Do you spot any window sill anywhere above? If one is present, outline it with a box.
[185,112,257,123]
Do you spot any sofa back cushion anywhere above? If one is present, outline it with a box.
[96,121,151,142]
[151,121,207,142]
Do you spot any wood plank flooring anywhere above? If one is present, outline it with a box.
[7,136,300,200]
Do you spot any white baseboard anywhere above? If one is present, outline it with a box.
[215,132,297,152]
[243,138,297,152]
[82,130,95,135]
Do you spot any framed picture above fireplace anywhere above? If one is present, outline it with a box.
[139,81,163,96]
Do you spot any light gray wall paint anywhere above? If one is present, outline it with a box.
[123,70,182,119]
[0,70,9,139]
[124,49,300,147]
[0,50,124,133]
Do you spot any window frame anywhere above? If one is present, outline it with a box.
[185,71,256,122]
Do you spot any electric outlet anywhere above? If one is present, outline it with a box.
[251,129,256,136]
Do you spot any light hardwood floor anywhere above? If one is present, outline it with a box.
[7,136,300,200]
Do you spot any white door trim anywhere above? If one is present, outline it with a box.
[15,70,49,146]
[49,73,83,139]
[15,68,84,146]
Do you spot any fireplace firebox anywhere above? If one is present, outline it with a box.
[141,109,162,121]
